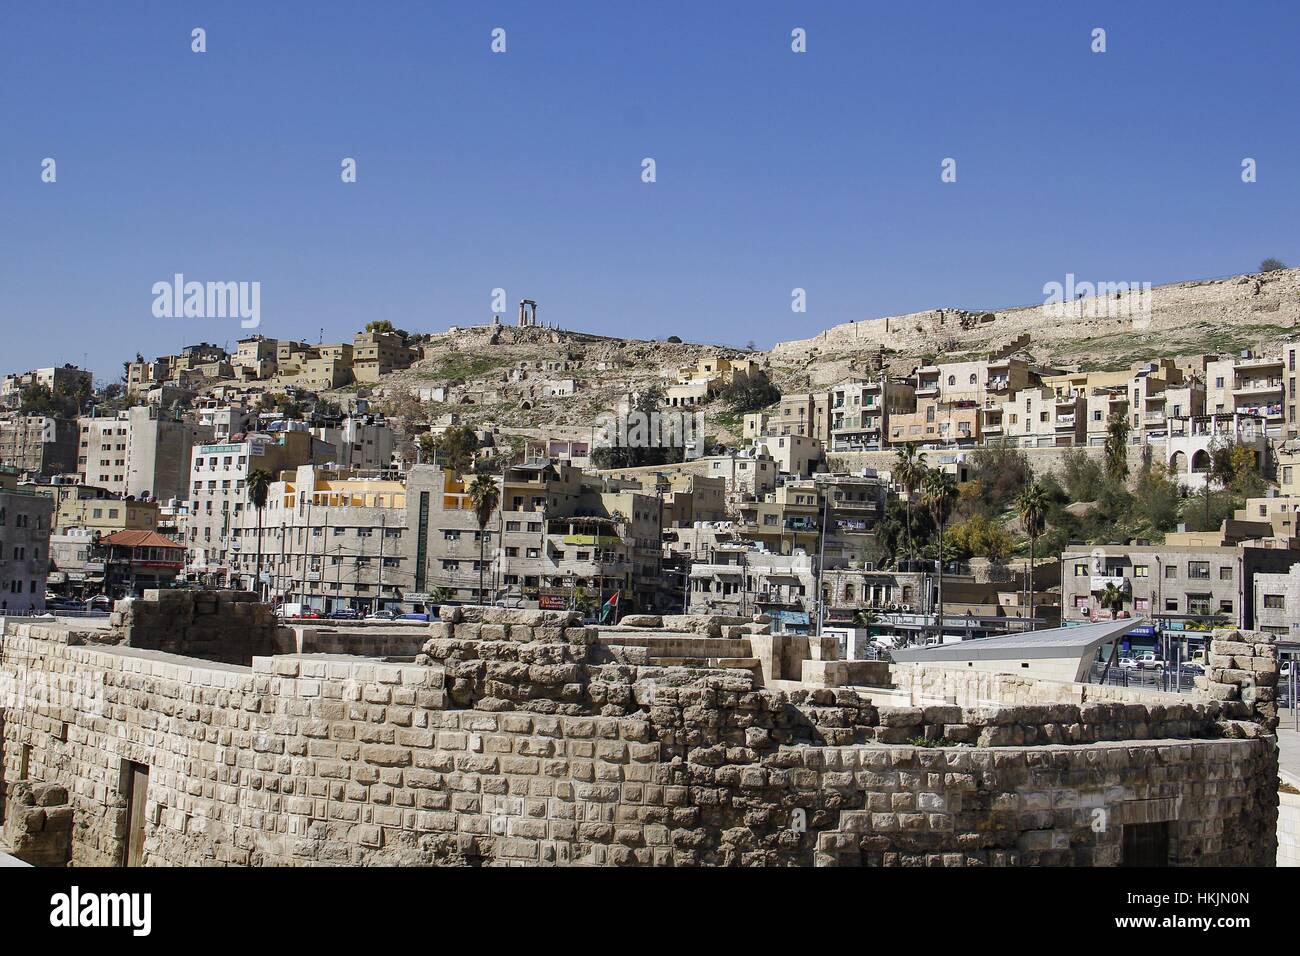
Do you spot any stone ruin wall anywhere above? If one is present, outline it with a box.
[771,269,1300,363]
[0,611,1280,867]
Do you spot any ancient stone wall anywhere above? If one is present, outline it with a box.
[0,614,1280,867]
[108,590,282,665]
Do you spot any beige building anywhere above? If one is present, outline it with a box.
[77,407,213,503]
[888,397,979,447]
[828,377,916,452]
[352,330,417,382]
[56,496,159,535]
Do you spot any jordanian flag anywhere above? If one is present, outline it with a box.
[599,590,620,624]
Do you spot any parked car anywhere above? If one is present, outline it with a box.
[327,609,360,620]
[365,610,398,621]
[1179,661,1205,676]
[1118,657,1139,670]
[400,613,430,622]
[1135,653,1164,670]
[299,609,322,620]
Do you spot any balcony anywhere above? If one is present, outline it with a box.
[1232,379,1283,396]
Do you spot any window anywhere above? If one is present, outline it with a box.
[1165,598,1178,612]
[1187,562,1209,579]
[1219,566,1233,581]
[1187,594,1212,616]
[1265,594,1285,610]
[1074,562,1088,577]
[1164,565,1177,579]
[1133,565,1149,577]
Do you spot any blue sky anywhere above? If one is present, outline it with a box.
[2,1,1298,382]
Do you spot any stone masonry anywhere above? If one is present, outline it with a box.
[0,607,1281,866]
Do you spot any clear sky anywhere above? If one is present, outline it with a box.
[3,1,1298,382]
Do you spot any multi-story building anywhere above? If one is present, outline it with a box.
[888,397,979,447]
[753,433,824,478]
[0,468,54,612]
[914,356,1032,407]
[55,495,159,535]
[1163,413,1268,489]
[77,407,213,502]
[664,356,765,408]
[687,546,816,631]
[186,430,336,583]
[0,365,93,409]
[96,530,186,598]
[352,330,417,382]
[310,414,395,472]
[828,377,916,452]
[767,390,832,443]
[990,387,1086,447]
[1060,527,1300,634]
[1206,351,1286,438]
[1251,563,1300,637]
[0,414,79,477]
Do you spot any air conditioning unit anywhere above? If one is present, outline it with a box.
[900,604,912,612]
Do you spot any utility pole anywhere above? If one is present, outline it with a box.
[814,489,829,637]
[377,512,386,614]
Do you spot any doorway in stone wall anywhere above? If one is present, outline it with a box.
[1121,821,1170,866]
[121,760,149,867]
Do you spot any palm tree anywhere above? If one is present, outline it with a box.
[1015,481,1049,630]
[469,473,500,605]
[922,468,959,640]
[246,469,274,600]
[893,445,927,568]
[1099,582,1126,619]
[1104,412,1130,484]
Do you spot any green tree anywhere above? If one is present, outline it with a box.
[433,425,481,474]
[246,469,275,599]
[922,468,958,637]
[1016,482,1049,630]
[1104,412,1130,484]
[893,445,927,564]
[469,473,500,605]
[1098,582,1127,618]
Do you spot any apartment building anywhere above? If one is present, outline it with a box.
[753,433,824,478]
[1060,527,1299,631]
[76,407,213,503]
[56,496,159,535]
[1206,351,1286,438]
[989,387,1086,447]
[767,390,832,443]
[229,464,421,609]
[828,377,916,452]
[310,415,396,471]
[186,430,336,582]
[352,330,417,382]
[1164,413,1268,488]
[914,355,1032,406]
[234,336,281,378]
[0,414,79,476]
[497,462,667,613]
[0,468,54,612]
[888,397,979,447]
[664,356,765,407]
[1251,563,1300,637]
[599,451,778,501]
[0,364,93,408]
[687,546,816,630]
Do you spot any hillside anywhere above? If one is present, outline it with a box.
[324,267,1300,447]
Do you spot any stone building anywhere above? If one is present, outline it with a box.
[0,469,53,613]
[0,414,78,477]
[0,603,1281,867]
[76,406,213,503]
